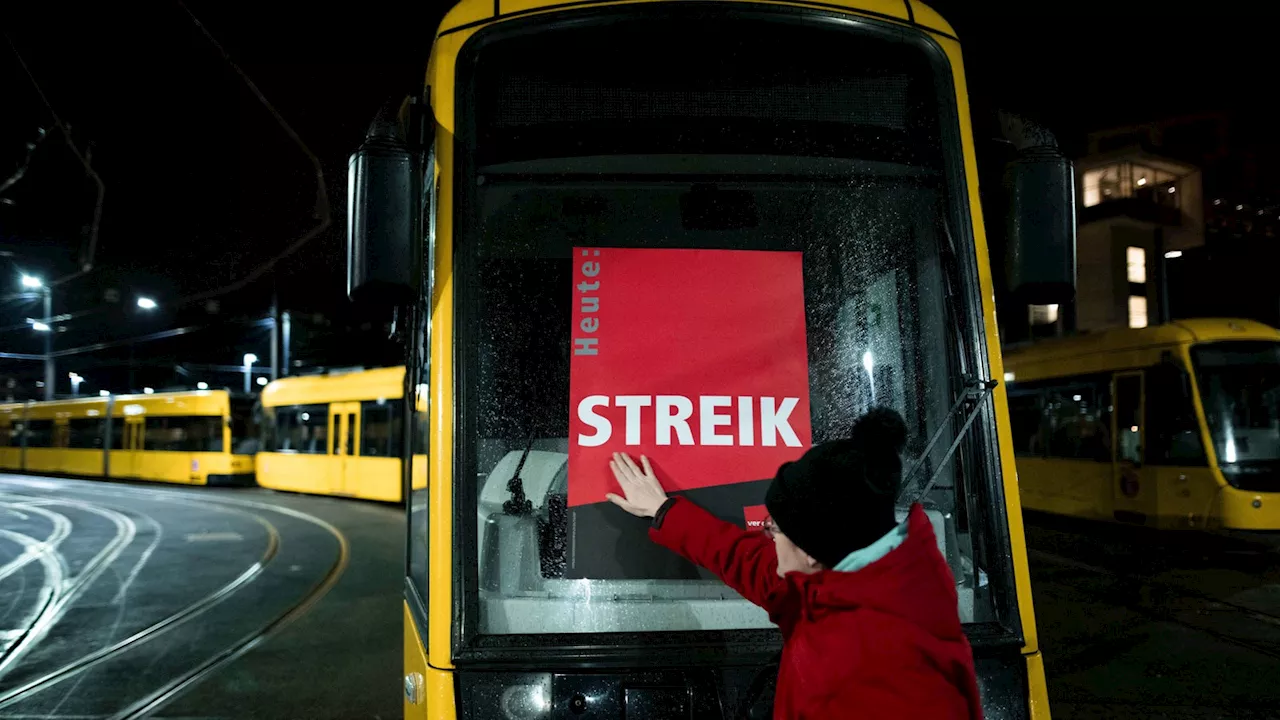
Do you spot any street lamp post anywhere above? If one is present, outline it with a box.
[243,353,258,393]
[21,275,53,400]
[42,286,52,400]
[69,372,82,397]
[41,284,53,399]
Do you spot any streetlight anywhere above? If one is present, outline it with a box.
[99,390,110,397]
[243,353,258,393]
[256,376,268,387]
[196,381,209,390]
[136,297,158,310]
[69,372,83,396]
[19,273,53,400]
[143,387,155,394]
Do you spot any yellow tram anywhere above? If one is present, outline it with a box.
[344,0,1077,716]
[1006,319,1280,531]
[256,366,426,502]
[0,390,255,485]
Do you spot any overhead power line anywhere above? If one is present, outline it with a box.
[0,6,332,338]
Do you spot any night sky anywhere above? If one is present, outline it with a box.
[0,0,1273,395]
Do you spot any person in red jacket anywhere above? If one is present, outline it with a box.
[606,407,983,720]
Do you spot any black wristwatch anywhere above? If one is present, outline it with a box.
[652,497,679,529]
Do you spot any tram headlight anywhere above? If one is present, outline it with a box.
[499,676,551,719]
[460,672,554,720]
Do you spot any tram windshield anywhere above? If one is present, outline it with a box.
[1194,341,1280,490]
[458,10,1012,637]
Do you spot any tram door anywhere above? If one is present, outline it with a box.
[1112,372,1156,524]
[121,417,145,478]
[330,402,361,496]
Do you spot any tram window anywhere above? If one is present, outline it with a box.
[1007,392,1044,455]
[1192,342,1280,468]
[110,421,125,450]
[453,12,1022,636]
[271,405,329,454]
[24,419,54,448]
[1115,375,1142,464]
[360,400,403,457]
[145,416,225,452]
[8,422,25,447]
[230,397,260,455]
[1146,365,1206,465]
[1044,385,1111,461]
[409,408,429,601]
[68,418,106,449]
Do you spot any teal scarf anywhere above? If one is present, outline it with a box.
[832,519,908,572]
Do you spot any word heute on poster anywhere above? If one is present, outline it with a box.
[567,247,814,508]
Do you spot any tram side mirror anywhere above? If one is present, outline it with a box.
[1001,112,1077,305]
[347,97,420,306]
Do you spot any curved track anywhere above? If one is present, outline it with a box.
[0,474,397,719]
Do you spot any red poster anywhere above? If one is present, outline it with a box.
[568,247,813,507]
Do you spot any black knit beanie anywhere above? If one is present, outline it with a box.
[764,407,908,568]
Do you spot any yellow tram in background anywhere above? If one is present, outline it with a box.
[256,366,426,502]
[345,0,1080,716]
[0,390,255,485]
[1006,319,1280,531]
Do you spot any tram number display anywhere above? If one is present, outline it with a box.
[566,247,813,578]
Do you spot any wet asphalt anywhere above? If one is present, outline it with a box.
[1027,512,1280,720]
[7,471,1280,719]
[0,474,402,720]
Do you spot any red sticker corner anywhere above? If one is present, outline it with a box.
[744,504,769,531]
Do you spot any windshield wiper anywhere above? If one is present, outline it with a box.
[896,213,996,506]
[897,377,998,505]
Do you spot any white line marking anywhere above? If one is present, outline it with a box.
[0,502,73,584]
[183,531,243,543]
[0,530,63,655]
[0,494,137,680]
[111,513,163,606]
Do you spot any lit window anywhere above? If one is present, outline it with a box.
[1126,246,1146,284]
[1128,296,1148,329]
[1083,163,1182,208]
[1029,304,1059,326]
[1082,165,1120,208]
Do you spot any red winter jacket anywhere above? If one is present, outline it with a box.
[650,497,983,720]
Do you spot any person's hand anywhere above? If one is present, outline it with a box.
[606,452,669,518]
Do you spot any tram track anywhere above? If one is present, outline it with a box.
[0,494,137,678]
[0,477,350,717]
[112,502,350,719]
[0,501,73,585]
[0,505,279,710]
